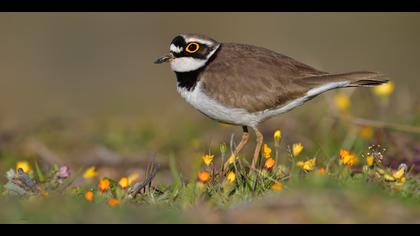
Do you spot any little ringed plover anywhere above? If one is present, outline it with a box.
[155,33,388,171]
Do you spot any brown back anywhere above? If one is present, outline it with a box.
[200,43,328,112]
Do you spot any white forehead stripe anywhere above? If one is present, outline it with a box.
[183,36,214,46]
[170,44,183,53]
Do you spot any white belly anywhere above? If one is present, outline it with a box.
[177,81,350,127]
[177,81,261,127]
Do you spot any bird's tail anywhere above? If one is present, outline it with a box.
[298,71,389,88]
[295,71,390,100]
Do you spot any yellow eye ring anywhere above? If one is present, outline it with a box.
[185,42,200,53]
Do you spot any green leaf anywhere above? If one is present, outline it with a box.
[169,155,183,195]
[106,178,119,197]
[35,161,45,182]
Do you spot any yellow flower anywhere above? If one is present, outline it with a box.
[98,178,110,192]
[272,182,283,192]
[16,161,31,173]
[304,158,316,171]
[393,167,406,180]
[127,173,140,185]
[384,174,396,182]
[359,126,374,140]
[297,158,316,172]
[263,144,272,159]
[226,171,236,183]
[394,176,407,191]
[339,149,358,167]
[317,167,328,176]
[334,93,350,111]
[118,177,129,189]
[263,158,276,170]
[197,171,210,183]
[85,191,94,202]
[366,155,375,167]
[274,130,282,144]
[342,154,358,167]
[107,198,120,207]
[372,81,395,97]
[202,154,214,166]
[292,143,304,157]
[228,154,237,165]
[83,166,97,179]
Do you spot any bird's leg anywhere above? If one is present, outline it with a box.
[223,126,250,171]
[251,127,263,170]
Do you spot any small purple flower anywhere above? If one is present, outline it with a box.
[57,165,71,183]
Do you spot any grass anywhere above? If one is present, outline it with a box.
[1,85,420,223]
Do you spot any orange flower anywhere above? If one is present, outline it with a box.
[118,177,129,189]
[197,171,210,183]
[339,149,350,159]
[263,144,272,159]
[339,149,358,167]
[264,158,276,170]
[317,167,328,176]
[107,198,120,207]
[272,182,283,192]
[85,191,94,202]
[98,178,111,192]
[344,155,358,167]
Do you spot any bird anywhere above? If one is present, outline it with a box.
[154,33,388,171]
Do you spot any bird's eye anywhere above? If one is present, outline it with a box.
[185,42,200,53]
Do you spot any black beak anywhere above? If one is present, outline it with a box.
[154,53,174,64]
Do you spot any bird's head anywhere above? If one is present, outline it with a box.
[154,34,220,72]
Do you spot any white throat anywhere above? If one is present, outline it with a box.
[170,44,220,73]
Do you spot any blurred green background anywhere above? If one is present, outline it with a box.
[0,12,420,224]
